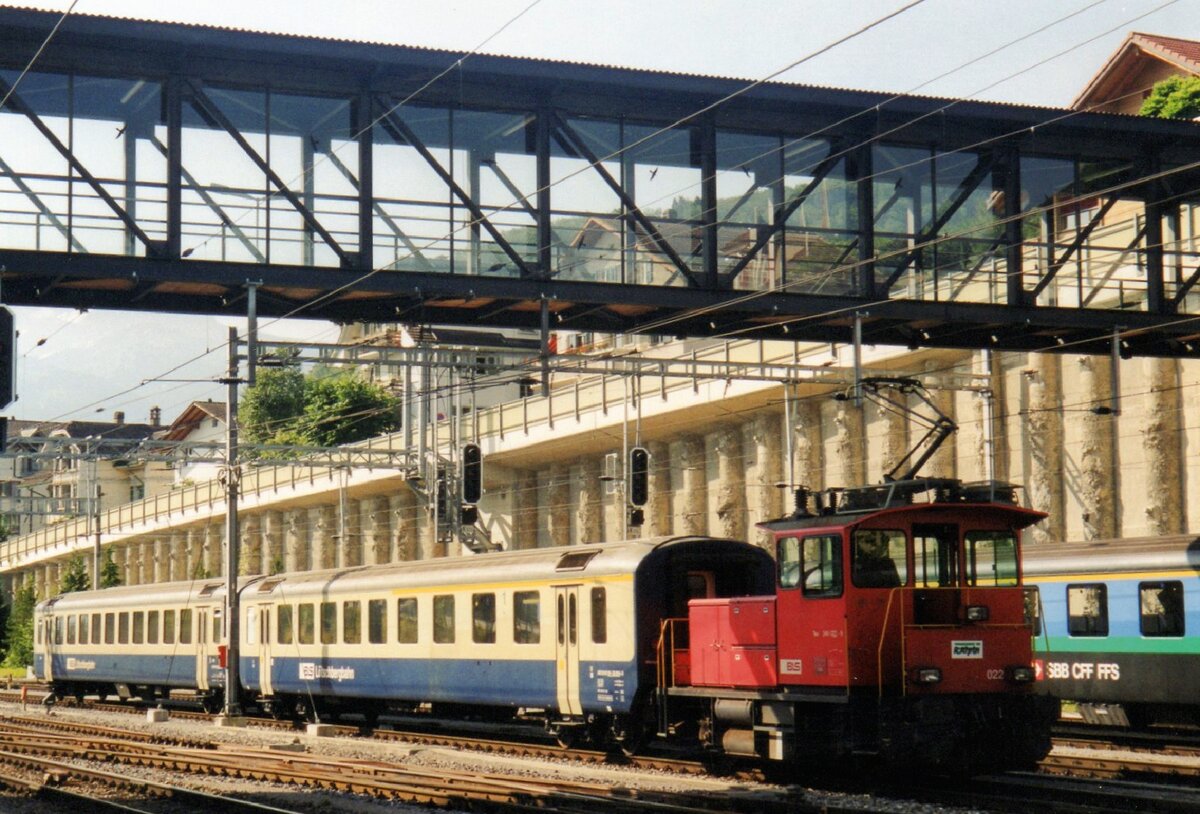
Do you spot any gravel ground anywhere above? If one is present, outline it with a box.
[0,699,993,813]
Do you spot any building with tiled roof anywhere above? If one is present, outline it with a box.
[1074,32,1200,114]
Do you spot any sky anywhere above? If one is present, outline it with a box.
[9,0,1200,424]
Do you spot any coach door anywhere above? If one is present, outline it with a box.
[257,605,273,697]
[554,585,583,716]
[195,608,210,691]
[42,616,54,682]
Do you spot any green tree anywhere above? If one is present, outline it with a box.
[58,555,91,594]
[1140,75,1200,120]
[240,367,399,451]
[99,549,122,588]
[2,583,36,668]
[240,362,307,446]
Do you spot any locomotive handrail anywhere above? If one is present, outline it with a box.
[877,587,906,699]
[656,617,688,689]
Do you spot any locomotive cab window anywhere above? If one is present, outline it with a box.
[852,530,906,588]
[913,524,958,587]
[780,535,843,597]
[965,531,1019,586]
[1067,584,1109,637]
[1140,581,1184,637]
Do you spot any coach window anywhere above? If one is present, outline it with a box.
[118,612,130,644]
[852,530,906,588]
[298,603,315,645]
[557,595,565,645]
[54,616,62,645]
[179,609,193,645]
[79,614,89,645]
[965,531,1018,586]
[91,613,101,645]
[433,595,455,644]
[397,598,418,644]
[213,611,223,643]
[278,605,294,645]
[568,593,578,645]
[1067,584,1108,636]
[1140,581,1185,637]
[591,588,607,644]
[320,602,337,645]
[163,610,175,645]
[343,601,361,645]
[104,612,115,645]
[133,612,144,645]
[67,615,76,645]
[368,599,387,644]
[472,593,496,644]
[147,611,159,645]
[513,591,540,644]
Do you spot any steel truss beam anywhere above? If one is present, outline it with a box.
[251,339,991,391]
[0,9,1198,355]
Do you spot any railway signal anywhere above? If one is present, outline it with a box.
[462,443,482,504]
[0,306,14,408]
[628,446,649,507]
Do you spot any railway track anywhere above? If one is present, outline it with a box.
[0,713,818,814]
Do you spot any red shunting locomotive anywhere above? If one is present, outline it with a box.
[656,478,1059,771]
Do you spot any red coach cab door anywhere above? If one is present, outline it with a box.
[554,585,583,716]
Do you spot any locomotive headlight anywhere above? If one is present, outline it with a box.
[1007,665,1035,683]
[964,604,990,622]
[914,667,942,684]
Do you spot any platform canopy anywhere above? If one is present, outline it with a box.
[2,8,1200,356]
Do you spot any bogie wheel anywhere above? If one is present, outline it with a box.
[609,714,647,757]
[554,726,580,749]
[200,692,224,715]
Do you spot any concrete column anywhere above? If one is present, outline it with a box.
[112,545,129,588]
[33,565,46,600]
[284,510,308,573]
[262,511,284,575]
[547,464,571,547]
[205,523,223,577]
[123,544,138,586]
[924,362,957,480]
[163,532,181,581]
[415,491,439,560]
[310,506,337,570]
[750,414,784,540]
[363,496,390,565]
[646,441,673,537]
[1077,356,1117,540]
[1027,353,1064,545]
[341,498,363,568]
[512,470,539,550]
[154,537,170,583]
[46,562,60,596]
[185,527,202,579]
[792,400,823,491]
[1144,357,1183,536]
[833,399,866,489]
[714,425,747,539]
[240,513,263,576]
[678,434,708,535]
[391,492,417,562]
[576,457,604,544]
[878,390,909,481]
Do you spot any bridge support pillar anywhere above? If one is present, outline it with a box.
[547,464,571,547]
[391,492,416,562]
[240,513,262,576]
[363,496,389,565]
[576,457,603,544]
[205,523,223,577]
[283,510,308,573]
[1144,357,1183,536]
[647,441,672,537]
[310,506,337,570]
[154,537,170,583]
[511,469,539,550]
[715,425,747,540]
[262,511,284,575]
[1077,355,1117,540]
[750,414,784,546]
[1027,353,1064,545]
[678,435,708,536]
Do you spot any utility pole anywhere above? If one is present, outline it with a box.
[221,326,243,719]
